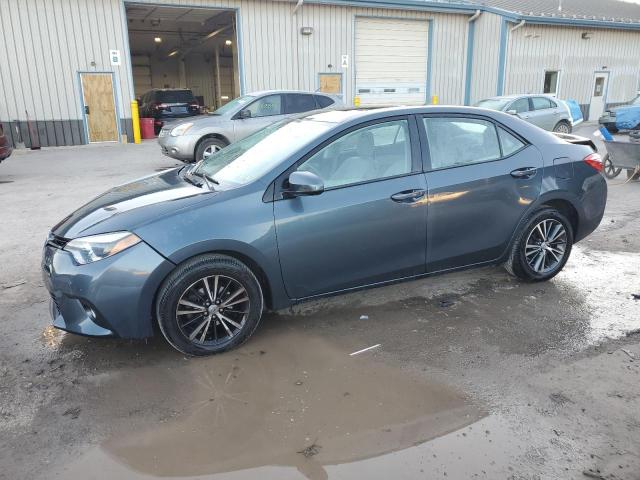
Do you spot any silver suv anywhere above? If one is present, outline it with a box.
[475,94,573,133]
[158,90,342,162]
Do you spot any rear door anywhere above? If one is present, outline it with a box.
[528,97,556,130]
[232,94,286,141]
[419,115,543,272]
[284,93,319,115]
[273,117,427,299]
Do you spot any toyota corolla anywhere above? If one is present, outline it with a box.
[42,107,607,356]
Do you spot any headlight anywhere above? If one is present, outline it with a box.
[170,122,193,136]
[64,232,141,265]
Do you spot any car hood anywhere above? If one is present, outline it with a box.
[51,168,215,239]
[163,114,231,130]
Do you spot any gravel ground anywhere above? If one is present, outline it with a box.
[0,127,639,480]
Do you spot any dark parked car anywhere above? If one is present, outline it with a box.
[42,106,607,356]
[599,94,640,133]
[139,88,200,134]
[0,124,12,163]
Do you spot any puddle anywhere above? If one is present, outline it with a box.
[53,328,482,479]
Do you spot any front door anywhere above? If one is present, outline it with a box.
[232,94,286,142]
[274,117,427,299]
[79,73,119,143]
[589,72,609,121]
[419,115,543,272]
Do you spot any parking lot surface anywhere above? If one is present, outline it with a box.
[1,129,639,480]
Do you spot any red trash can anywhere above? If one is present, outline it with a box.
[140,118,155,139]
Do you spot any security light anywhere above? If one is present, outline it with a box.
[225,39,232,46]
[154,37,162,43]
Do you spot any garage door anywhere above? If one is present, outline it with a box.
[355,17,429,106]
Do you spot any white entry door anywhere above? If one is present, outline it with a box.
[355,17,429,106]
[588,72,609,121]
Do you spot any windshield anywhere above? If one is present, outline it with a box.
[474,98,511,111]
[194,119,334,187]
[210,95,256,116]
[156,90,195,103]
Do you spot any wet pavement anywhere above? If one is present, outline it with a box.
[1,133,639,480]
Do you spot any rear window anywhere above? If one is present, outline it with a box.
[156,90,195,103]
[315,95,335,108]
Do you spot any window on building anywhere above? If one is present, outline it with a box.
[423,117,501,169]
[544,71,559,95]
[297,120,412,188]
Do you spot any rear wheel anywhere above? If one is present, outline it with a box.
[603,154,622,179]
[505,208,573,282]
[553,121,572,134]
[156,254,264,356]
[194,137,228,163]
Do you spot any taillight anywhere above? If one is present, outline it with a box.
[584,153,603,172]
[151,102,166,112]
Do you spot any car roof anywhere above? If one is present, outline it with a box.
[483,94,557,101]
[247,89,335,97]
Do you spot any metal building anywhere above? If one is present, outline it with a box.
[1,0,639,148]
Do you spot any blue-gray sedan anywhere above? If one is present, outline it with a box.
[42,106,607,355]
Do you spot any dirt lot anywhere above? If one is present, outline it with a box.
[0,126,639,480]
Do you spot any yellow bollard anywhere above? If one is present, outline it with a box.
[131,100,141,144]
[354,95,361,108]
[431,95,439,105]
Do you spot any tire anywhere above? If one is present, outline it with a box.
[156,254,264,356]
[603,154,622,179]
[194,137,228,163]
[505,208,574,282]
[552,121,572,134]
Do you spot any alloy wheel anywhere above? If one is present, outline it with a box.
[201,144,221,160]
[524,219,567,274]
[554,123,570,134]
[175,275,250,345]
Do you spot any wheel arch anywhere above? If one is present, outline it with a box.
[194,133,230,159]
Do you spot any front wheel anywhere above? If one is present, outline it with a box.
[194,137,228,163]
[156,254,264,356]
[552,121,572,134]
[505,208,573,282]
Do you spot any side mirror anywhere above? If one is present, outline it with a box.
[238,109,252,119]
[506,109,518,115]
[284,171,324,197]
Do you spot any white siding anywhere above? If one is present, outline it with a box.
[504,24,640,104]
[0,0,134,121]
[469,12,503,104]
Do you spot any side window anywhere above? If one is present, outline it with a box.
[297,119,412,189]
[510,98,530,113]
[285,94,317,114]
[423,117,501,169]
[315,95,335,108]
[244,95,282,118]
[532,97,553,110]
[498,127,526,156]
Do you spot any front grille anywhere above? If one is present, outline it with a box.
[46,233,68,249]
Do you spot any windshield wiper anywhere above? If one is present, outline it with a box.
[182,172,203,188]
[192,171,219,190]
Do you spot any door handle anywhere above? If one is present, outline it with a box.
[391,189,427,203]
[510,167,537,179]
[84,105,90,115]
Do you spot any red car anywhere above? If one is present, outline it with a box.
[0,124,12,163]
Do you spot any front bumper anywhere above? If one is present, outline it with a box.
[42,240,175,339]
[157,132,200,161]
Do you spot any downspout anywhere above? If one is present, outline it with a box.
[464,10,481,105]
[510,19,525,32]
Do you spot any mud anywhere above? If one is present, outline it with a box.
[1,130,639,480]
